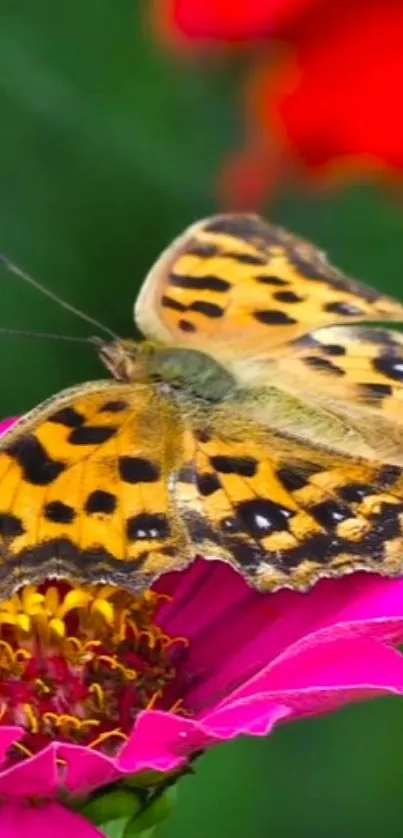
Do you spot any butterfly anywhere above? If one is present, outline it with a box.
[1,212,403,598]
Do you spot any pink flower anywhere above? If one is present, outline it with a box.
[1,414,403,834]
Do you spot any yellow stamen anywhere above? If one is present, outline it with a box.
[138,628,157,650]
[98,654,137,680]
[162,635,189,650]
[14,741,33,759]
[0,579,190,764]
[145,690,162,710]
[89,729,128,751]
[169,698,185,714]
[15,648,32,663]
[88,682,106,711]
[35,678,52,697]
[23,703,39,734]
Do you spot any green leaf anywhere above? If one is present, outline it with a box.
[82,788,144,826]
[123,770,177,789]
[123,788,177,836]
[100,818,128,838]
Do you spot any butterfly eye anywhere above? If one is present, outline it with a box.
[97,339,141,381]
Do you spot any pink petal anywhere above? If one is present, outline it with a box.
[0,745,59,798]
[178,564,403,710]
[118,711,213,773]
[57,743,120,795]
[223,636,403,717]
[201,698,289,736]
[0,728,24,768]
[0,418,18,437]
[118,700,289,773]
[0,801,102,838]
[281,573,403,643]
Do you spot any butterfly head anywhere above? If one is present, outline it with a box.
[95,337,235,401]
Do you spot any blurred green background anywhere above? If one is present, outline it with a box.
[1,1,403,836]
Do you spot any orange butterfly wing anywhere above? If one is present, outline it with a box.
[0,382,191,597]
[135,214,403,364]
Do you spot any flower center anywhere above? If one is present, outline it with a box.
[0,581,188,766]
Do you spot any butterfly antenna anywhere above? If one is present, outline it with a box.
[0,327,92,344]
[0,252,119,341]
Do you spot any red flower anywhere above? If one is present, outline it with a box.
[2,419,403,831]
[155,0,403,205]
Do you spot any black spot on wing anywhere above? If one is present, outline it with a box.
[126,513,171,541]
[48,407,85,428]
[178,319,197,333]
[373,354,403,381]
[0,513,25,539]
[283,533,337,569]
[223,251,267,266]
[85,490,117,515]
[303,355,345,376]
[161,295,187,313]
[118,456,160,484]
[210,455,258,477]
[225,496,403,579]
[360,382,393,399]
[253,309,297,325]
[255,275,288,287]
[276,467,308,492]
[273,290,304,303]
[235,498,293,537]
[98,400,129,413]
[364,501,402,541]
[338,483,374,503]
[68,426,117,445]
[228,539,264,570]
[170,274,230,292]
[324,301,364,317]
[378,464,402,488]
[321,343,347,357]
[196,472,221,496]
[309,500,351,529]
[44,501,76,524]
[7,436,66,486]
[188,300,224,318]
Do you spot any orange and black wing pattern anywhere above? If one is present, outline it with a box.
[0,382,191,597]
[135,213,403,363]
